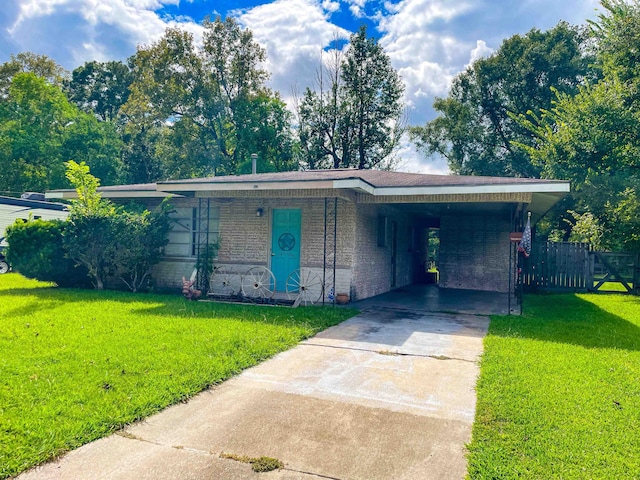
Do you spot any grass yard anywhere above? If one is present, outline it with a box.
[468,292,640,479]
[0,274,355,479]
[593,280,635,293]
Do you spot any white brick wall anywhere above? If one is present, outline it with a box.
[351,204,414,300]
[438,214,511,292]
[148,195,510,299]
[152,197,354,301]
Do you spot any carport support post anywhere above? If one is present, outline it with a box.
[333,198,337,305]
[508,237,512,315]
[322,197,338,306]
[323,199,327,305]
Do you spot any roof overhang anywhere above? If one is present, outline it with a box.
[157,177,569,196]
[46,187,180,200]
[47,175,570,224]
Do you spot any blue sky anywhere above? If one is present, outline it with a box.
[0,0,603,173]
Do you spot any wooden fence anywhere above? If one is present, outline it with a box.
[522,242,639,295]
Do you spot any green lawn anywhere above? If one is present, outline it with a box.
[592,280,635,292]
[468,292,640,479]
[0,274,355,479]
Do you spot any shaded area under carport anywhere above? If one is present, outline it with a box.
[354,284,514,316]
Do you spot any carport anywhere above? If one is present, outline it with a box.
[345,172,569,310]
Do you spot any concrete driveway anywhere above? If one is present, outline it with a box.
[19,307,489,480]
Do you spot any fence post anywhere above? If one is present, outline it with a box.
[635,253,640,296]
[587,249,595,292]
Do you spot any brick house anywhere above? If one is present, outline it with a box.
[48,169,569,302]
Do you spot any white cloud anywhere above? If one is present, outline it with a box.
[343,0,370,19]
[467,39,493,66]
[236,0,350,106]
[377,0,476,125]
[5,0,201,69]
[395,139,449,174]
[322,0,340,13]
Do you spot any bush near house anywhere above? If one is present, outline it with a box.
[5,161,171,291]
[5,218,89,287]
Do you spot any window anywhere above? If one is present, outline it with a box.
[377,215,387,247]
[164,206,219,258]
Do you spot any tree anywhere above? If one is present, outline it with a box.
[0,52,67,96]
[64,60,133,122]
[0,73,123,194]
[63,161,121,289]
[591,0,640,88]
[343,26,406,169]
[233,92,297,173]
[63,161,172,290]
[120,124,168,184]
[123,17,294,177]
[297,26,405,170]
[516,1,640,251]
[410,22,594,177]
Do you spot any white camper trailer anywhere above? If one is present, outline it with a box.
[0,194,69,273]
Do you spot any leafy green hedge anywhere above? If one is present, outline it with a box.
[5,219,89,287]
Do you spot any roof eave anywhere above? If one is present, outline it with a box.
[157,179,337,193]
[374,182,570,196]
[157,178,570,197]
[46,190,180,200]
[528,191,569,224]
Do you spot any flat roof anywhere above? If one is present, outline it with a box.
[45,170,569,222]
[46,183,178,200]
[158,169,568,188]
[0,195,68,211]
[156,169,569,200]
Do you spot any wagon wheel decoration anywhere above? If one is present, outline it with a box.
[286,269,323,306]
[241,266,276,300]
[209,266,240,296]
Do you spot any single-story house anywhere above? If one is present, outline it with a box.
[47,169,569,303]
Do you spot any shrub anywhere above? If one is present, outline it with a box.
[116,201,173,292]
[62,161,172,291]
[5,218,89,287]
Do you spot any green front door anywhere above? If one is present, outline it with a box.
[271,209,301,292]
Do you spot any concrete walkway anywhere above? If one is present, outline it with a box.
[19,307,489,480]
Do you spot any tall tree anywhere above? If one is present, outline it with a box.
[63,59,166,184]
[410,22,594,177]
[517,1,640,251]
[123,17,294,177]
[119,125,168,184]
[234,92,296,173]
[297,26,405,170]
[0,73,122,194]
[64,60,133,122]
[0,52,67,96]
[343,26,405,169]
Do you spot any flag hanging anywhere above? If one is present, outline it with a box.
[518,212,532,258]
